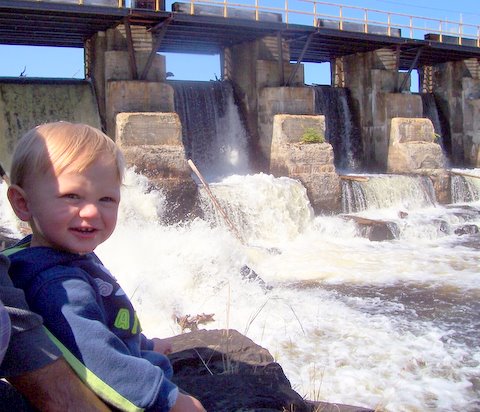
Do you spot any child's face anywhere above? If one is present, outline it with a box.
[24,154,121,254]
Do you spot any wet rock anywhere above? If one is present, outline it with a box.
[342,215,398,241]
[446,204,480,222]
[240,264,272,291]
[366,222,397,241]
[454,224,479,235]
[168,329,373,412]
[433,218,451,234]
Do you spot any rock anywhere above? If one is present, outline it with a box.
[342,215,398,241]
[454,224,479,235]
[167,329,374,412]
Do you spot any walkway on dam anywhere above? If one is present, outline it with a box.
[0,0,479,72]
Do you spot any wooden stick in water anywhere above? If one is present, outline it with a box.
[339,174,370,182]
[187,159,245,244]
[448,170,480,180]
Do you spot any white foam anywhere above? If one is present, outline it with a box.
[1,170,478,411]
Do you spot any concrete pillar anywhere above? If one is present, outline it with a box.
[116,112,197,221]
[257,87,315,165]
[270,114,341,214]
[471,99,480,165]
[105,81,174,138]
[89,25,169,137]
[339,48,417,171]
[431,59,480,167]
[89,32,108,130]
[224,35,305,168]
[387,117,446,173]
[376,92,424,170]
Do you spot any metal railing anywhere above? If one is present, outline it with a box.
[33,0,480,47]
[170,0,480,46]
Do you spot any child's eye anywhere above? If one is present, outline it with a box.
[63,193,80,200]
[100,197,118,203]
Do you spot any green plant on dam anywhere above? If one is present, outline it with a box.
[301,128,325,144]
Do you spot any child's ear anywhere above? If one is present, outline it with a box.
[7,185,32,222]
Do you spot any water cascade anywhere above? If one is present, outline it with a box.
[171,80,251,181]
[421,92,452,159]
[450,169,480,203]
[313,85,363,171]
[197,173,315,245]
[342,174,437,213]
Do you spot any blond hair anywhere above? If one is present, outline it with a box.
[10,122,125,187]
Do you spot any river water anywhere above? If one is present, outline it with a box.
[1,170,479,412]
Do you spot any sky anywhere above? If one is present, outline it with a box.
[0,0,478,86]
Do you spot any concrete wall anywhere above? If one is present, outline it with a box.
[2,29,479,217]
[0,80,101,171]
[431,59,480,167]
[257,87,315,164]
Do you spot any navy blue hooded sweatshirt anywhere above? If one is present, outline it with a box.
[7,235,178,412]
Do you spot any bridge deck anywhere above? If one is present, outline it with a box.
[0,0,479,71]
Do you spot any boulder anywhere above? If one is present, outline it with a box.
[167,329,373,412]
[341,215,398,241]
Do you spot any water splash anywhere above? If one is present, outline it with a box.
[198,173,314,245]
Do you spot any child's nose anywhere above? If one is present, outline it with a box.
[78,203,99,218]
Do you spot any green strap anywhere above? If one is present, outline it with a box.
[44,328,144,412]
[2,244,29,257]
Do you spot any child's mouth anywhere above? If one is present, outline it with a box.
[73,227,96,233]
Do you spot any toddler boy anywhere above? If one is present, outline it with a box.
[5,122,205,412]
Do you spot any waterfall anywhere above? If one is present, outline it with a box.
[342,175,437,213]
[421,92,452,159]
[451,171,480,203]
[313,85,363,172]
[171,80,251,181]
